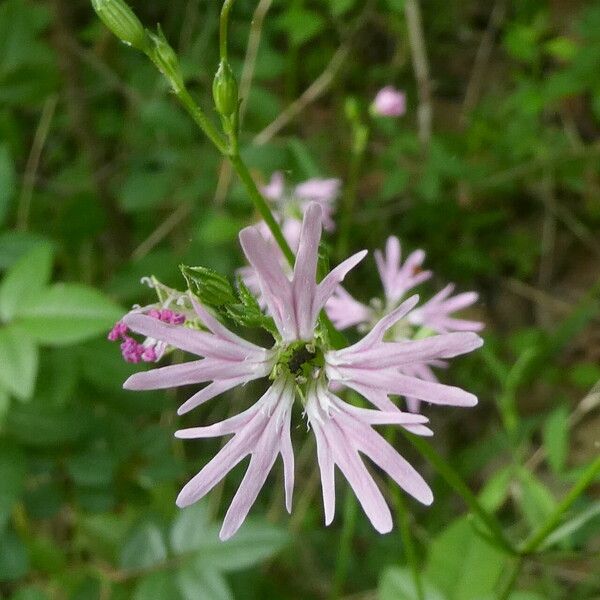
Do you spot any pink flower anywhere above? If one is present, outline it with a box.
[119,203,483,538]
[261,171,285,201]
[408,284,484,333]
[306,379,433,532]
[239,203,366,343]
[375,236,431,307]
[175,375,295,540]
[325,286,372,331]
[373,86,407,117]
[325,297,483,411]
[122,299,275,415]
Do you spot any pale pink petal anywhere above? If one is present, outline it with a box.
[176,418,264,508]
[176,377,252,415]
[219,420,281,540]
[340,413,433,505]
[325,287,372,330]
[313,424,336,525]
[315,250,368,313]
[292,203,321,340]
[239,226,295,340]
[261,171,284,200]
[331,425,393,533]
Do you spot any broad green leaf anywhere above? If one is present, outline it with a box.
[170,502,212,554]
[0,325,39,401]
[276,8,326,47]
[120,523,168,570]
[0,442,26,531]
[67,449,116,487]
[509,593,546,600]
[542,406,569,473]
[17,283,123,345]
[0,144,16,227]
[517,469,556,531]
[177,565,232,600]
[478,466,512,512]
[5,402,90,447]
[0,244,53,322]
[0,528,29,582]
[134,571,183,600]
[424,516,506,600]
[0,232,52,272]
[379,566,447,600]
[194,519,288,573]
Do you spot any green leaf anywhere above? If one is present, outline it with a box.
[517,469,556,531]
[478,466,512,512]
[170,502,212,554]
[195,519,288,573]
[17,283,123,345]
[225,278,277,335]
[0,325,39,401]
[171,506,287,573]
[424,516,506,600]
[177,565,232,600]
[542,406,569,473]
[379,566,447,600]
[134,571,183,600]
[276,8,326,47]
[120,523,168,570]
[0,528,29,582]
[0,144,16,227]
[0,442,26,531]
[181,265,236,308]
[0,243,53,322]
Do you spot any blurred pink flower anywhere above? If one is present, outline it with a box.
[373,86,407,117]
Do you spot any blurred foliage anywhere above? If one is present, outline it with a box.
[0,0,599,598]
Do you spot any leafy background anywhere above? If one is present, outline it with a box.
[0,0,599,598]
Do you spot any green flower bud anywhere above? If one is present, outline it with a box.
[91,0,148,51]
[148,28,184,92]
[212,61,238,118]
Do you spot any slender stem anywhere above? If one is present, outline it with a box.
[521,455,600,555]
[395,490,425,600]
[176,87,228,154]
[331,490,358,599]
[403,432,516,555]
[219,0,236,61]
[336,127,368,260]
[497,555,524,600]
[229,153,295,266]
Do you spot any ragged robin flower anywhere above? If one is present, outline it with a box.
[116,203,483,539]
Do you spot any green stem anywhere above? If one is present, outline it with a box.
[336,127,369,260]
[403,432,516,555]
[219,0,236,61]
[176,87,228,154]
[497,555,524,600]
[395,490,425,600]
[521,455,600,555]
[229,153,295,266]
[331,490,358,599]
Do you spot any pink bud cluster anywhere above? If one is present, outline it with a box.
[108,309,185,363]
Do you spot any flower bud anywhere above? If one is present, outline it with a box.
[91,0,148,51]
[148,28,184,92]
[212,61,238,118]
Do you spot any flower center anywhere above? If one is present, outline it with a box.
[273,340,325,383]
